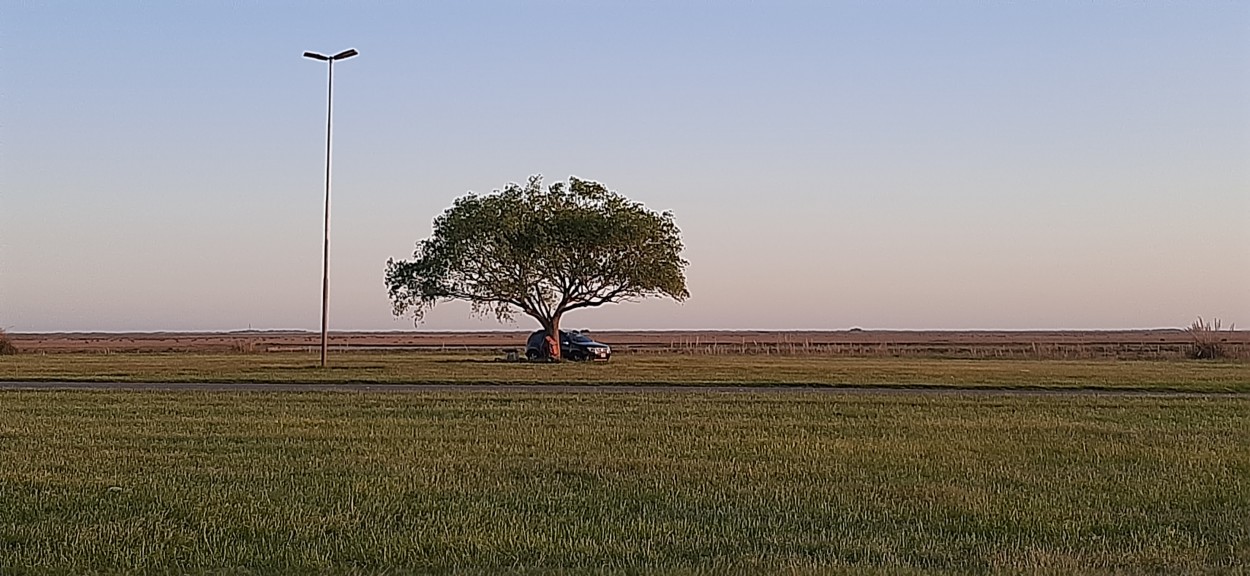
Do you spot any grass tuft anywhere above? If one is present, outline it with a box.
[1186,317,1235,359]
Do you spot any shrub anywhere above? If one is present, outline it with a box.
[1186,317,1233,359]
[0,329,17,355]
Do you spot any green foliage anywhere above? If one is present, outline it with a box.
[0,329,16,355]
[1187,316,1235,359]
[385,175,688,332]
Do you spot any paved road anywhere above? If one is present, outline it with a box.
[0,381,1245,397]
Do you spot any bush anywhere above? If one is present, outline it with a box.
[1186,317,1233,359]
[0,329,17,355]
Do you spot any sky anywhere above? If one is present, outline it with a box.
[1,1,1248,332]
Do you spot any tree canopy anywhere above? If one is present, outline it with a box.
[385,175,689,335]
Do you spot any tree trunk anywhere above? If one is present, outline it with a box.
[547,316,562,360]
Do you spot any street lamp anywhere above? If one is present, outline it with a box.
[304,48,358,368]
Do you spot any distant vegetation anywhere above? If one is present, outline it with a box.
[1187,317,1235,359]
[0,329,16,355]
[18,330,1250,360]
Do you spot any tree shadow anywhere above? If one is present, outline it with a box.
[435,358,541,365]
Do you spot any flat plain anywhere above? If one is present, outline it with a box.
[2,332,1248,573]
[2,389,1247,574]
[9,328,1250,358]
[3,352,1250,392]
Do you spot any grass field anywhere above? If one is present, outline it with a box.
[1,390,1247,573]
[3,352,1250,391]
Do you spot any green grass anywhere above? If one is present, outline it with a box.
[3,352,1250,391]
[1,390,1247,573]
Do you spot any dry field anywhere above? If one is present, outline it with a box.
[7,329,1250,359]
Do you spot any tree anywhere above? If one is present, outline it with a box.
[385,175,689,349]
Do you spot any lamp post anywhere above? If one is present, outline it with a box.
[304,48,358,368]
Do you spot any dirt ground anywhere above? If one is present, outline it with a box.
[7,329,1248,359]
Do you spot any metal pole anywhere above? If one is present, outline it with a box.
[320,59,333,368]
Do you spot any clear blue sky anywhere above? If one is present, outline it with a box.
[2,1,1247,332]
